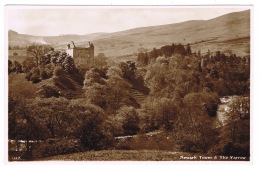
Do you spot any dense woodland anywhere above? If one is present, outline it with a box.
[8,43,250,160]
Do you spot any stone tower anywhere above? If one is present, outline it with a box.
[66,41,94,67]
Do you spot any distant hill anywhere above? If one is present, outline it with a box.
[8,31,108,49]
[8,10,250,58]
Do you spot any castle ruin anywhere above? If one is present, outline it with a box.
[66,41,94,67]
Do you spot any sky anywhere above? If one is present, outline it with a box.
[6,6,250,36]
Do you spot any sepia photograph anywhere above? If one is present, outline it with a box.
[6,5,251,162]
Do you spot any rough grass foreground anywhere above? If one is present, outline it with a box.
[37,150,249,161]
[38,150,187,161]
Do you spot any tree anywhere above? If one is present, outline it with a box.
[211,97,250,156]
[13,52,18,56]
[33,98,72,138]
[83,68,107,108]
[137,52,149,66]
[94,53,108,69]
[62,55,76,73]
[228,97,250,142]
[39,54,51,67]
[118,106,140,135]
[119,61,137,80]
[174,92,219,152]
[144,62,168,94]
[39,68,52,80]
[35,84,60,98]
[83,68,106,87]
[68,100,113,150]
[160,45,174,57]
[8,60,22,74]
[149,48,159,61]
[197,50,201,57]
[84,84,107,108]
[8,95,48,157]
[185,44,192,55]
[8,60,12,74]
[27,44,52,66]
[143,97,178,131]
[53,66,66,77]
[25,67,41,83]
[22,57,37,73]
[105,66,131,114]
[174,44,186,55]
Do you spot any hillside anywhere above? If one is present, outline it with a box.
[8,30,108,49]
[91,10,250,58]
[9,73,84,99]
[8,10,250,58]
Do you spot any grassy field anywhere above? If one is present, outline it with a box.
[8,49,28,63]
[38,150,249,161]
[8,73,40,98]
[39,150,200,161]
[9,55,28,63]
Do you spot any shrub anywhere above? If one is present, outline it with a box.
[142,97,178,131]
[117,106,140,135]
[45,63,55,71]
[36,85,60,98]
[8,60,13,74]
[30,73,41,83]
[179,139,201,153]
[25,72,33,81]
[31,67,40,75]
[40,68,49,80]
[69,101,114,150]
[22,57,37,73]
[122,111,140,135]
[53,66,65,77]
[223,142,250,157]
[32,139,85,159]
[8,60,23,74]
[209,141,250,157]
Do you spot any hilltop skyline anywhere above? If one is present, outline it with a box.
[6,6,249,36]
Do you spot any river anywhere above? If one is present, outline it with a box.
[214,95,249,128]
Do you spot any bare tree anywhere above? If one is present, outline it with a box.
[27,44,51,66]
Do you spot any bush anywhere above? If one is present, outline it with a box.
[40,68,49,80]
[30,73,41,83]
[42,68,53,79]
[179,139,201,153]
[53,66,65,77]
[209,141,250,157]
[22,57,37,73]
[25,72,33,81]
[32,139,85,159]
[8,60,23,74]
[45,63,55,71]
[117,106,140,136]
[223,142,250,157]
[123,111,140,135]
[142,97,178,131]
[69,101,114,150]
[36,85,60,98]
